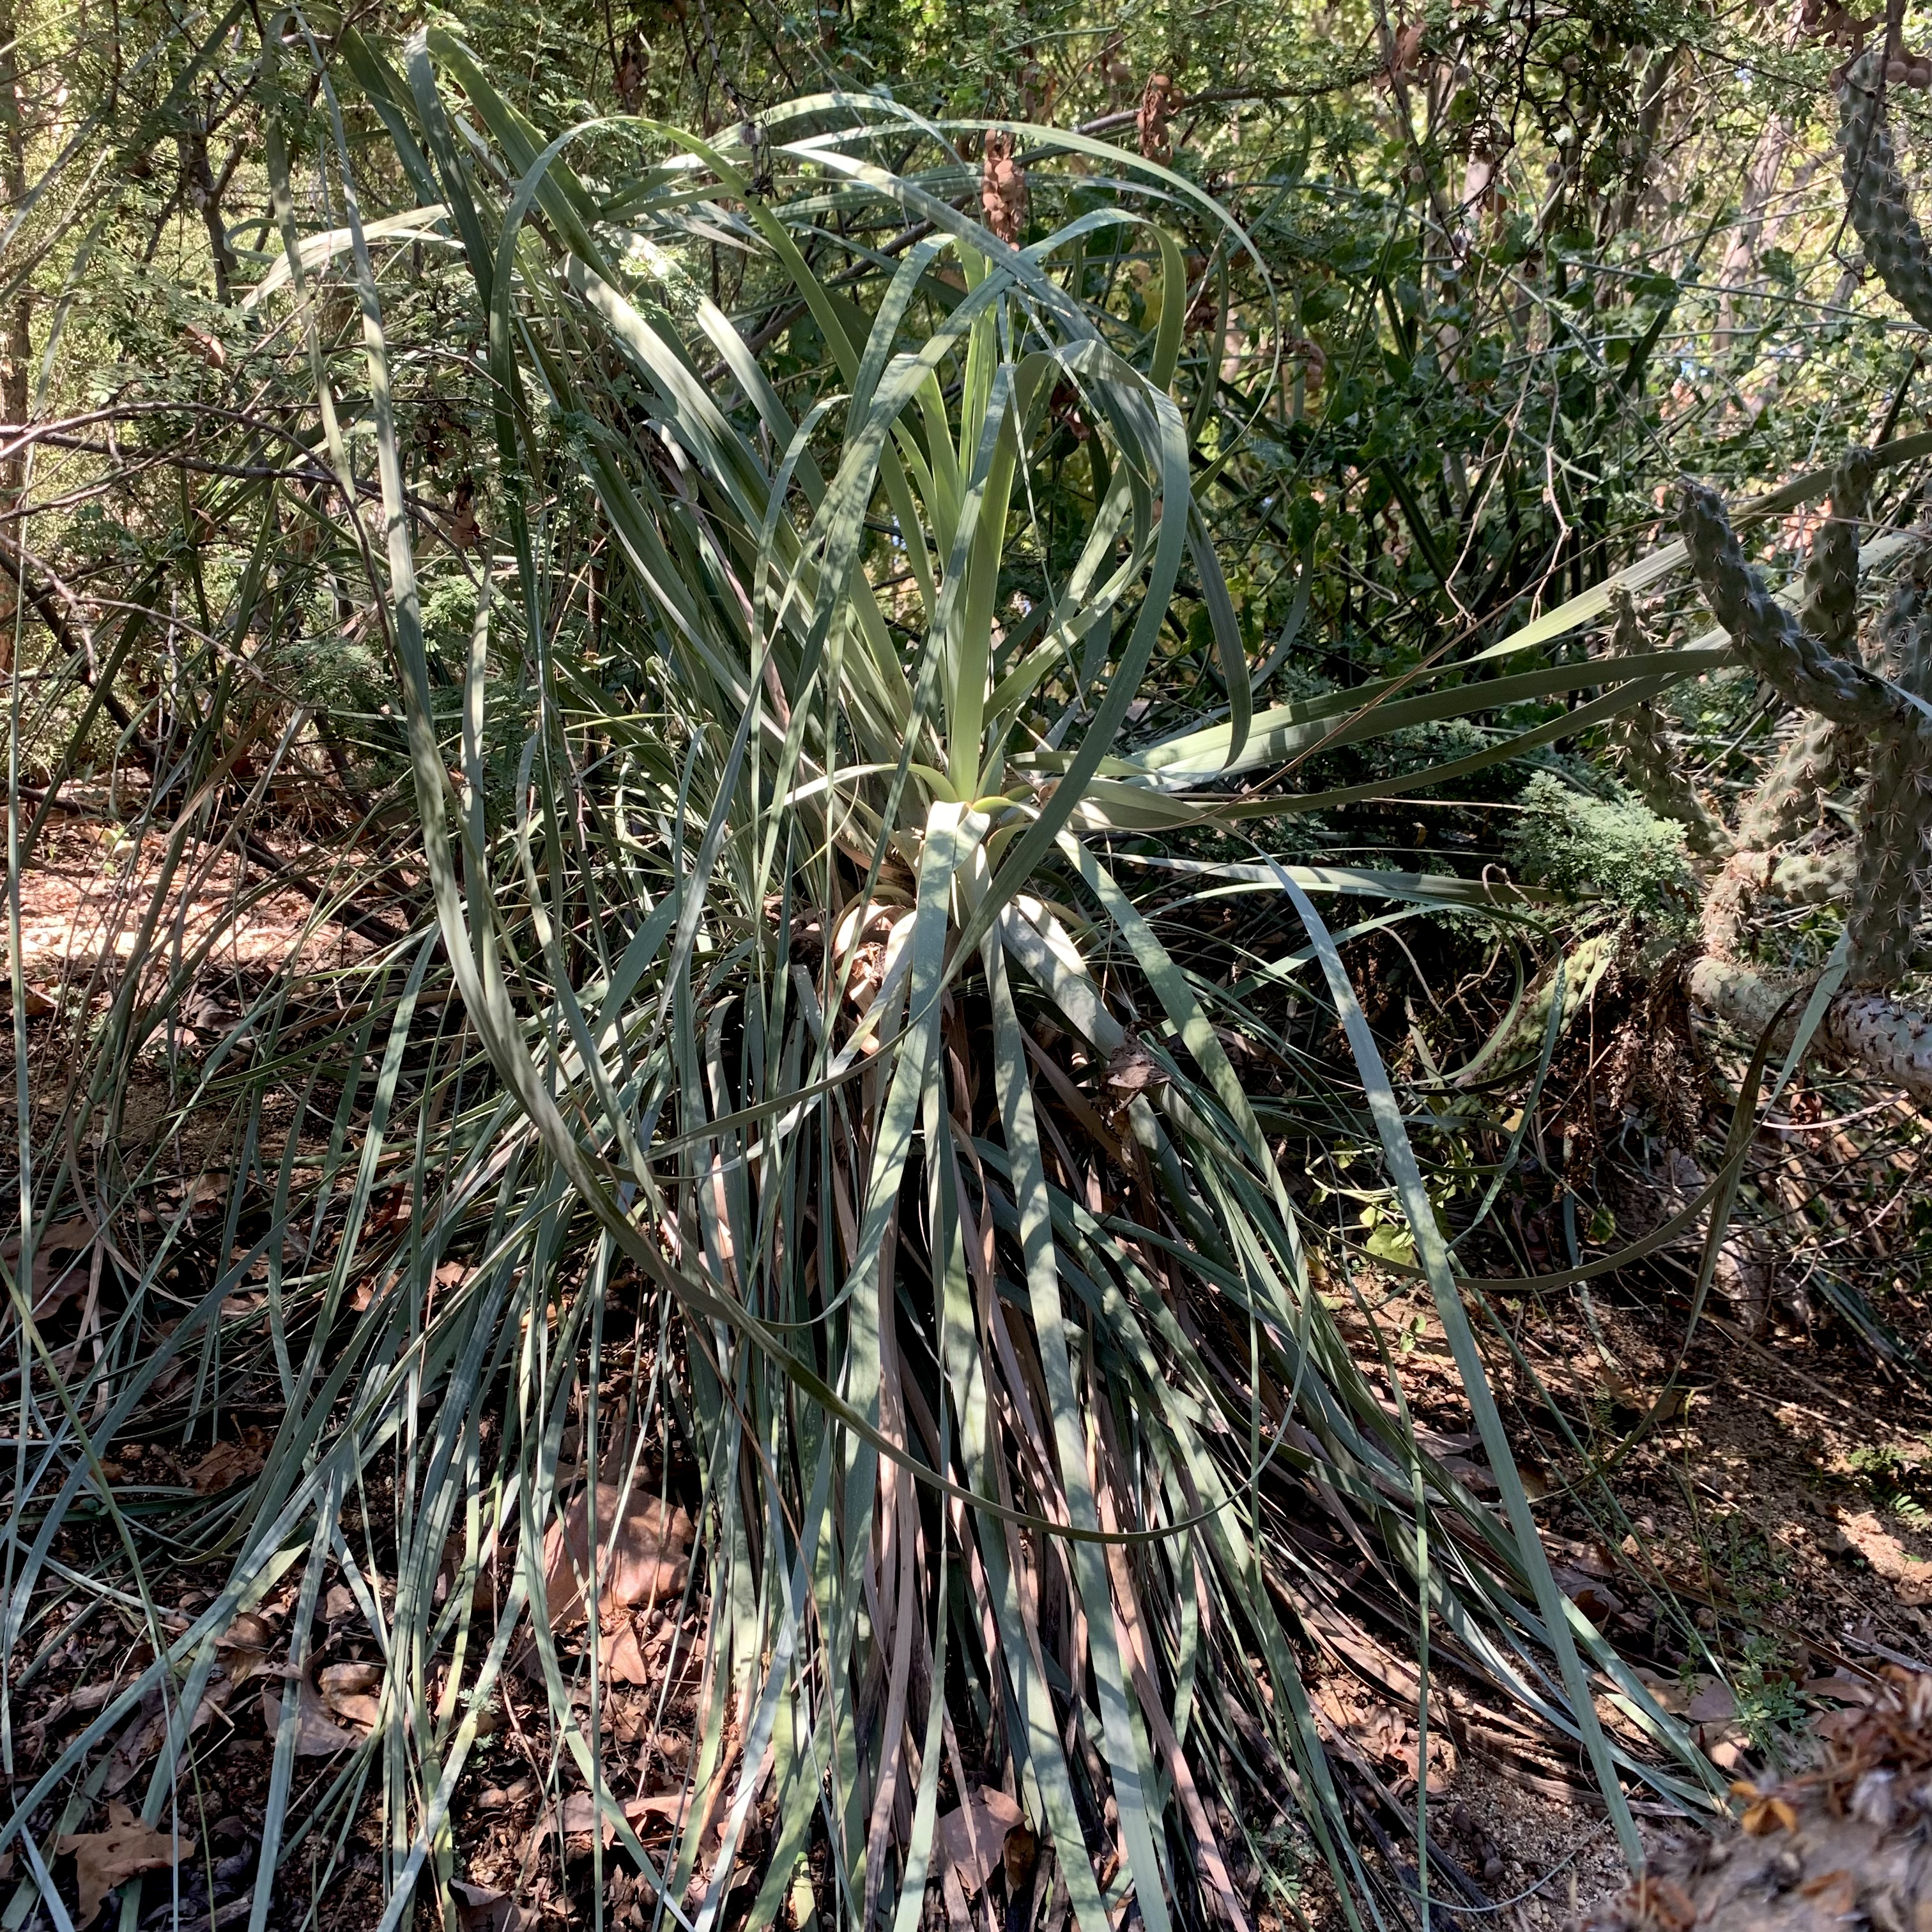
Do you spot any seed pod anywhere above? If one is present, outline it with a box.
[981,132,1027,243]
[1839,50,1932,332]
[1679,481,1908,733]
[1799,444,1873,655]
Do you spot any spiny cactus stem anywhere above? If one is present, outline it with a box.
[1799,445,1873,655]
[1688,956,1932,1105]
[1848,728,1932,986]
[1840,47,1932,332]
[1738,714,1842,852]
[1679,482,1917,735]
[1607,590,1733,857]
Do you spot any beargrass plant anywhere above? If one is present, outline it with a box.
[13,20,1890,1930]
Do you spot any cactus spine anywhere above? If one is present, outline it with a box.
[1678,482,1910,733]
[1736,714,1841,848]
[1847,579,1932,985]
[1840,50,1932,333]
[1799,444,1873,656]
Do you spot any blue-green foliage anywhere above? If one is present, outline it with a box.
[1509,771,1695,926]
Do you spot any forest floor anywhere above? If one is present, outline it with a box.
[1335,1271,1932,1931]
[7,836,1931,1931]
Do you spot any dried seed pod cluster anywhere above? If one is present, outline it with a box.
[1840,50,1932,332]
[1797,0,1878,56]
[981,132,1027,244]
[1580,1669,1932,1932]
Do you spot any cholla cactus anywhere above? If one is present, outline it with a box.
[1848,737,1932,982]
[1840,50,1932,333]
[1606,591,1731,855]
[1885,566,1932,691]
[1847,579,1932,985]
[1682,480,1932,990]
[1799,444,1874,655]
[1736,714,1841,848]
[1678,482,1910,733]
[1769,848,1854,900]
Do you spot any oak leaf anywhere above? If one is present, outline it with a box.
[57,1803,194,1924]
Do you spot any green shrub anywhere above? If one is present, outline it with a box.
[1510,770,1696,926]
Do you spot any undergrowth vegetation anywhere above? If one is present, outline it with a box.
[4,0,1932,1928]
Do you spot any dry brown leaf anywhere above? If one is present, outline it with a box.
[1103,1038,1164,1098]
[625,1792,696,1825]
[603,1692,650,1744]
[534,1790,691,1860]
[1635,1668,1733,1719]
[935,1786,1022,1895]
[331,1691,382,1729]
[1554,1568,1625,1624]
[1684,1680,1738,1725]
[323,1584,358,1621]
[39,1678,127,1731]
[542,1485,692,1627]
[596,1614,652,1687]
[1739,1793,1798,1836]
[4,1216,92,1257]
[536,1793,618,1853]
[1002,1821,1038,1894]
[0,1217,95,1316]
[187,1442,264,1496]
[57,1802,194,1924]
[1802,1671,1875,1704]
[103,1682,228,1796]
[319,1661,383,1729]
[261,1681,361,1755]
[215,1613,273,1685]
[319,1661,381,1698]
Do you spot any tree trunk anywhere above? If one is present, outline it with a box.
[1716,116,1794,351]
[0,0,31,676]
[182,126,239,307]
[1614,43,1682,235]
